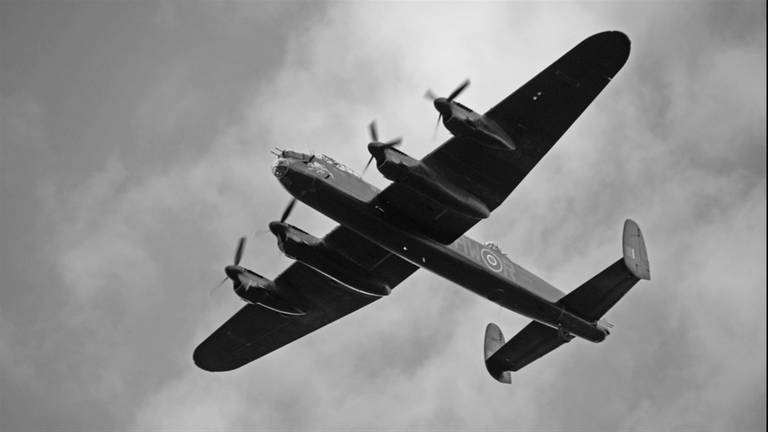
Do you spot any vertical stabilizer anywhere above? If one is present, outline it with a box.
[484,323,511,383]
[623,219,651,280]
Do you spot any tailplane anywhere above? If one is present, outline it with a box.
[483,219,650,381]
[557,219,650,322]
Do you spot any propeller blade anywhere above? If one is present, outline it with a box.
[363,155,375,174]
[448,79,470,101]
[280,198,297,223]
[209,276,229,297]
[368,121,378,142]
[234,236,246,265]
[433,113,442,138]
[383,137,402,148]
[424,89,437,101]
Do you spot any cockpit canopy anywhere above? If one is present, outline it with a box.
[281,150,313,161]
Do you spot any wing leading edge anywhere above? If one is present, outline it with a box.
[378,31,631,243]
[194,227,417,372]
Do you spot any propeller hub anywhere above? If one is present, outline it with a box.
[367,141,382,154]
[269,221,289,244]
[225,264,241,280]
[434,98,451,116]
[268,221,286,237]
[363,121,402,174]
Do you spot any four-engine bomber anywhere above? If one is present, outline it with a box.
[195,31,651,380]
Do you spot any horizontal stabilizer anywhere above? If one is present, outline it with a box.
[558,219,650,322]
[484,321,570,380]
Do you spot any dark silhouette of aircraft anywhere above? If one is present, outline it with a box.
[194,31,650,382]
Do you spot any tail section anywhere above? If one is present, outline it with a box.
[485,321,570,382]
[557,219,650,322]
[623,219,650,280]
[483,219,650,381]
[484,324,511,383]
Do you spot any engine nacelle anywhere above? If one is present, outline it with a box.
[227,266,306,316]
[269,222,391,297]
[438,100,516,152]
[369,147,490,219]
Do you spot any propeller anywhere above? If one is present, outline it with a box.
[209,276,229,297]
[248,197,297,248]
[364,121,402,173]
[424,78,470,136]
[234,236,246,265]
[210,236,247,296]
[280,198,297,223]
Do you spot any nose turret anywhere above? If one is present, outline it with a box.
[271,158,290,178]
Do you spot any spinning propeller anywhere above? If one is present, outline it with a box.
[424,78,470,135]
[363,121,402,174]
[211,236,248,296]
[249,197,297,249]
[233,236,246,266]
[280,197,297,223]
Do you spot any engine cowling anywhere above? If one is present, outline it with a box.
[227,266,305,316]
[438,100,516,152]
[370,148,490,219]
[269,222,392,297]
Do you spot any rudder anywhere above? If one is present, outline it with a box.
[623,219,650,280]
[484,323,511,383]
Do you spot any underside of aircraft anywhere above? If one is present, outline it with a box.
[193,31,651,382]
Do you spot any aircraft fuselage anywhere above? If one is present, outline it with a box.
[272,154,609,343]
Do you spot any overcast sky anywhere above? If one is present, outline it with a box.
[1,1,765,431]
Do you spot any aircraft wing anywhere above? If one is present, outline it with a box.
[377,32,630,243]
[194,227,417,372]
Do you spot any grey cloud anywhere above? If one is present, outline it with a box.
[1,1,765,431]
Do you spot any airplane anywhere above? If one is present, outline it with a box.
[193,31,651,383]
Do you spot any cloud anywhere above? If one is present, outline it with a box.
[1,1,764,431]
[128,3,764,431]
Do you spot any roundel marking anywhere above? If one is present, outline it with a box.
[481,248,503,273]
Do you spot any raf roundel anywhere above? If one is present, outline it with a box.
[481,248,504,273]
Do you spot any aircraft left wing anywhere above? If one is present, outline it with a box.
[194,227,417,372]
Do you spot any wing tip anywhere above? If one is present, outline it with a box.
[193,342,239,372]
[579,31,631,78]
